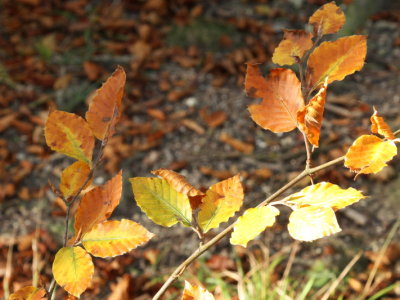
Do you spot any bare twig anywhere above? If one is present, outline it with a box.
[3,230,16,299]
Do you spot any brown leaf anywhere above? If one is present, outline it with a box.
[219,132,254,154]
[309,1,346,36]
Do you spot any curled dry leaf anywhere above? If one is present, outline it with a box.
[245,65,304,133]
[45,110,95,165]
[370,107,395,140]
[306,35,367,91]
[8,286,47,300]
[308,1,345,36]
[344,135,397,177]
[74,171,122,239]
[297,79,328,147]
[272,29,313,66]
[86,66,126,140]
[198,175,244,233]
[82,219,154,258]
[130,177,192,227]
[181,281,215,300]
[288,206,341,242]
[52,246,94,297]
[230,206,280,247]
[151,168,204,209]
[60,161,92,198]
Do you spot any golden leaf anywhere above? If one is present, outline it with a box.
[130,177,192,227]
[370,107,395,140]
[297,79,327,147]
[9,286,46,300]
[245,65,304,133]
[288,206,341,241]
[181,281,214,300]
[74,171,122,239]
[306,35,367,91]
[44,110,94,165]
[82,219,154,258]
[230,206,280,247]
[52,246,94,297]
[86,66,126,140]
[60,161,92,198]
[345,135,397,177]
[198,175,244,233]
[308,1,345,36]
[272,29,313,66]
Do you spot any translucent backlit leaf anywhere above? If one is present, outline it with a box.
[246,65,304,133]
[45,110,95,165]
[86,66,126,140]
[74,171,122,239]
[283,182,365,210]
[344,135,397,177]
[297,79,327,147]
[151,168,205,209]
[52,246,94,297]
[130,177,192,227]
[308,1,345,36]
[306,35,367,90]
[272,29,313,66]
[230,206,280,247]
[198,175,244,233]
[82,219,154,258]
[9,286,46,300]
[181,281,215,300]
[370,107,395,140]
[288,206,341,241]
[60,161,92,198]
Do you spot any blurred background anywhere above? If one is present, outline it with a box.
[1,0,400,299]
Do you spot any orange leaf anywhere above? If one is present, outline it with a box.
[306,35,367,91]
[82,219,154,258]
[52,246,94,297]
[74,171,122,239]
[370,107,395,140]
[181,281,214,300]
[151,168,204,209]
[198,175,244,233]
[297,79,327,147]
[288,206,341,241]
[45,110,94,165]
[60,161,92,198]
[308,1,345,36]
[86,66,126,140]
[9,286,46,300]
[245,65,304,133]
[272,29,313,66]
[344,135,397,177]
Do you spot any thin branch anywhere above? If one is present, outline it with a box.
[302,131,314,184]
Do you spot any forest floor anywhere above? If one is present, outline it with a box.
[1,0,400,299]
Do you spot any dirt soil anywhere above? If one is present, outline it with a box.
[1,0,400,299]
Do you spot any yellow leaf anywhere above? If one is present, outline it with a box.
[9,286,46,300]
[86,66,126,140]
[345,135,397,177]
[130,177,192,227]
[283,182,365,210]
[288,206,341,241]
[60,161,92,198]
[181,281,215,300]
[52,246,94,297]
[198,175,244,233]
[230,206,280,247]
[74,171,122,239]
[151,168,205,209]
[272,29,313,66]
[370,107,395,140]
[308,1,345,36]
[82,219,154,258]
[306,35,367,91]
[297,79,327,147]
[44,110,95,165]
[246,65,304,133]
